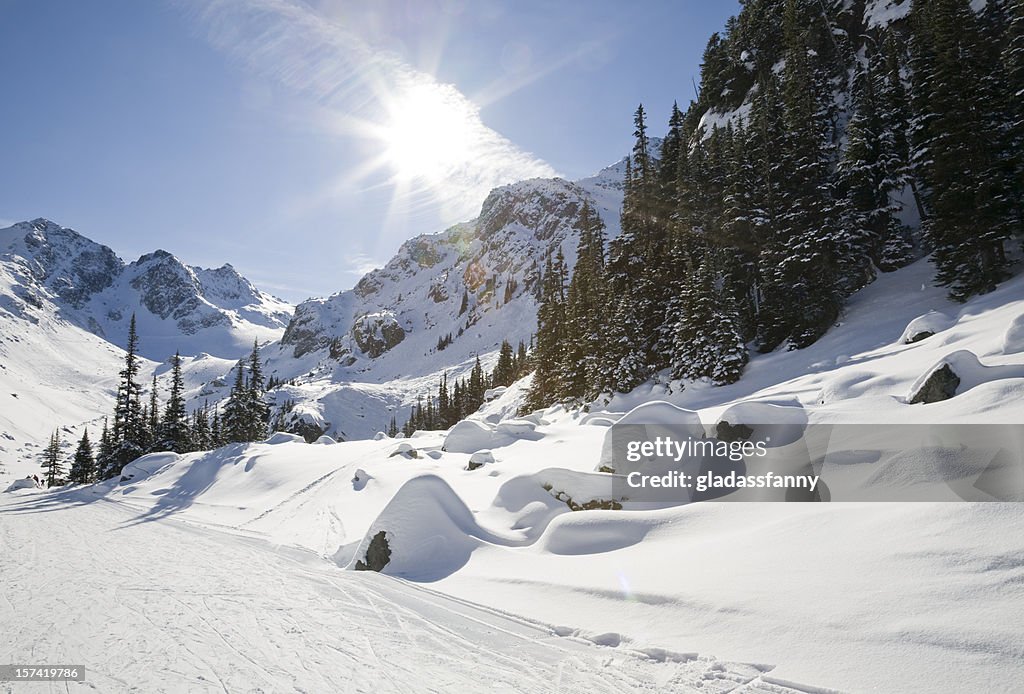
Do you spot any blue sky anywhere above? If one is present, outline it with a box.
[0,0,739,302]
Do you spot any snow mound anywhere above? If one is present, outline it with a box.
[908,350,1024,402]
[714,401,809,447]
[899,310,954,344]
[483,386,507,401]
[119,452,179,483]
[496,468,621,520]
[266,432,305,445]
[1002,314,1024,354]
[816,370,903,405]
[537,512,655,556]
[494,418,541,440]
[444,419,536,453]
[389,441,419,458]
[372,431,388,441]
[344,475,495,580]
[351,468,371,490]
[3,477,40,492]
[597,401,703,472]
[312,435,337,445]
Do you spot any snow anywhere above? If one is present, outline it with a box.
[2,490,774,693]
[1002,312,1024,354]
[2,476,39,492]
[864,0,912,28]
[899,309,954,343]
[443,420,502,453]
[906,349,1024,401]
[3,139,1024,692]
[3,253,1019,691]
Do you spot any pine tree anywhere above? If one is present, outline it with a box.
[68,429,96,484]
[40,430,64,488]
[96,417,113,475]
[210,406,223,448]
[160,351,190,452]
[914,0,1012,300]
[245,340,270,441]
[760,0,842,350]
[563,201,609,399]
[145,373,160,452]
[491,341,517,387]
[525,251,568,408]
[222,361,249,443]
[191,402,211,451]
[107,314,144,477]
[1002,0,1024,242]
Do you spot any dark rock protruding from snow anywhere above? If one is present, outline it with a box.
[716,421,754,442]
[909,364,960,404]
[354,531,391,572]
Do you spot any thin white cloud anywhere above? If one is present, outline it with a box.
[179,0,558,221]
[343,253,382,277]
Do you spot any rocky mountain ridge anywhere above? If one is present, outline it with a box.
[0,218,293,360]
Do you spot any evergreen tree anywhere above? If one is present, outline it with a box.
[525,251,568,408]
[563,201,609,399]
[40,430,64,488]
[159,351,190,452]
[210,406,223,448]
[96,417,113,476]
[145,373,160,451]
[245,340,270,441]
[68,429,95,484]
[913,0,1012,300]
[491,341,517,387]
[191,403,211,451]
[106,314,144,477]
[222,361,249,443]
[1003,0,1024,241]
[759,0,842,350]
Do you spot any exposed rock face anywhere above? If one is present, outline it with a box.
[8,219,121,309]
[276,170,629,375]
[909,363,961,404]
[352,312,406,358]
[354,531,392,572]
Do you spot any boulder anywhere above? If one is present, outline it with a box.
[354,531,391,572]
[467,450,495,470]
[909,363,960,404]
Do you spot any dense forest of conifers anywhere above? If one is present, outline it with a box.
[526,0,1023,409]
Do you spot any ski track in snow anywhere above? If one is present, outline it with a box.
[0,491,827,694]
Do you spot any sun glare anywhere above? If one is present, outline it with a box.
[379,83,474,181]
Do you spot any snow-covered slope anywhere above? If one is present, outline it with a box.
[14,256,1023,692]
[253,158,631,441]
[0,218,293,360]
[0,218,290,483]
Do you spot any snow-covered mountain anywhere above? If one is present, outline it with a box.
[0,218,293,361]
[254,156,632,441]
[0,153,631,465]
[0,218,292,476]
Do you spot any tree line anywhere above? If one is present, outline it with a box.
[526,0,1023,409]
[42,314,273,486]
[391,340,529,435]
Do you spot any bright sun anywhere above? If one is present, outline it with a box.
[379,83,474,181]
